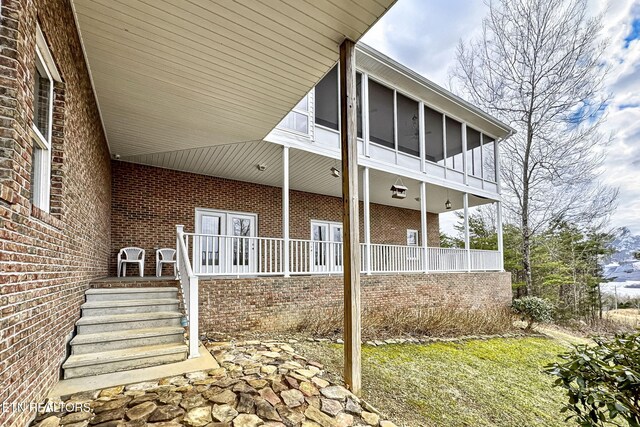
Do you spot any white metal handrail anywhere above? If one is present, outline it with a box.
[176,225,199,358]
[180,231,502,276]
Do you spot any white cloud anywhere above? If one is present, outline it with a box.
[365,0,640,233]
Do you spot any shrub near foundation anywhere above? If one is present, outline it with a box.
[294,306,515,339]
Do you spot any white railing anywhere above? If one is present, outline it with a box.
[470,249,502,271]
[176,225,199,358]
[369,243,424,273]
[428,247,468,272]
[180,231,502,276]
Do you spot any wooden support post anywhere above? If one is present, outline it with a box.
[339,38,361,395]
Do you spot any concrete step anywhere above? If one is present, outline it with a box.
[76,312,183,334]
[62,343,188,379]
[81,298,180,316]
[70,327,185,355]
[85,287,178,302]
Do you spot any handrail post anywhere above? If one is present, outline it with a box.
[188,276,199,358]
[175,224,199,359]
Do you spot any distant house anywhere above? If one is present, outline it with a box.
[0,1,514,425]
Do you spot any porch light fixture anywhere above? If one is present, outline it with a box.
[330,167,340,178]
[445,190,452,210]
[390,178,408,199]
[256,164,267,171]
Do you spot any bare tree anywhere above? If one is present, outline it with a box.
[451,0,618,295]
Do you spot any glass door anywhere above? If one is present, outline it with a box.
[195,209,257,275]
[227,214,256,274]
[311,221,343,272]
[312,222,328,272]
[195,212,223,274]
[330,223,343,271]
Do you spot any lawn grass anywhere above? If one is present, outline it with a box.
[297,337,571,427]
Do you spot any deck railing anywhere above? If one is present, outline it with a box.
[179,232,502,277]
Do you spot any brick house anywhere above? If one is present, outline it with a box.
[0,1,514,425]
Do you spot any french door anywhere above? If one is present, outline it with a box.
[311,221,342,272]
[195,209,257,275]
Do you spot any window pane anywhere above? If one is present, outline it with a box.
[424,107,444,164]
[466,127,482,177]
[314,66,338,130]
[397,93,419,156]
[34,61,51,141]
[483,137,496,182]
[278,111,308,134]
[294,112,308,133]
[294,95,308,111]
[445,117,463,171]
[368,80,394,149]
[356,72,362,138]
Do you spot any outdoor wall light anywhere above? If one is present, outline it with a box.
[330,166,340,178]
[445,199,452,210]
[256,164,267,171]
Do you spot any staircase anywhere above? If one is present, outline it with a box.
[62,286,188,379]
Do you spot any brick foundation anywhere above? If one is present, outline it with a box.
[111,161,440,277]
[197,272,512,333]
[0,1,111,425]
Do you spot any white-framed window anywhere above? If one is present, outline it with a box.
[278,94,310,135]
[407,229,419,246]
[31,25,60,212]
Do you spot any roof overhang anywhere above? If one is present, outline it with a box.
[71,0,396,157]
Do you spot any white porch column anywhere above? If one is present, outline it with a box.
[463,192,471,272]
[497,201,504,271]
[363,167,371,275]
[462,122,468,185]
[283,146,290,277]
[420,181,428,273]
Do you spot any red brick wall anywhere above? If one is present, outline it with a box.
[111,161,440,276]
[0,1,111,425]
[197,272,512,333]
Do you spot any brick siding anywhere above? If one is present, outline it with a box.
[0,1,111,426]
[197,272,512,333]
[111,161,440,277]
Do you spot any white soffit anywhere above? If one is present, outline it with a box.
[71,0,396,157]
[123,141,493,213]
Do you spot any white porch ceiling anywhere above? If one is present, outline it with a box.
[122,140,493,213]
[71,0,396,157]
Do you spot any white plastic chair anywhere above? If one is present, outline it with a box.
[117,247,145,277]
[156,248,177,277]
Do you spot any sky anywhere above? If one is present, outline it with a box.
[362,0,640,235]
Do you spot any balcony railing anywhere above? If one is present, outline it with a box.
[179,232,502,277]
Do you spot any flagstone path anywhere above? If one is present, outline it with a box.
[30,340,398,427]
